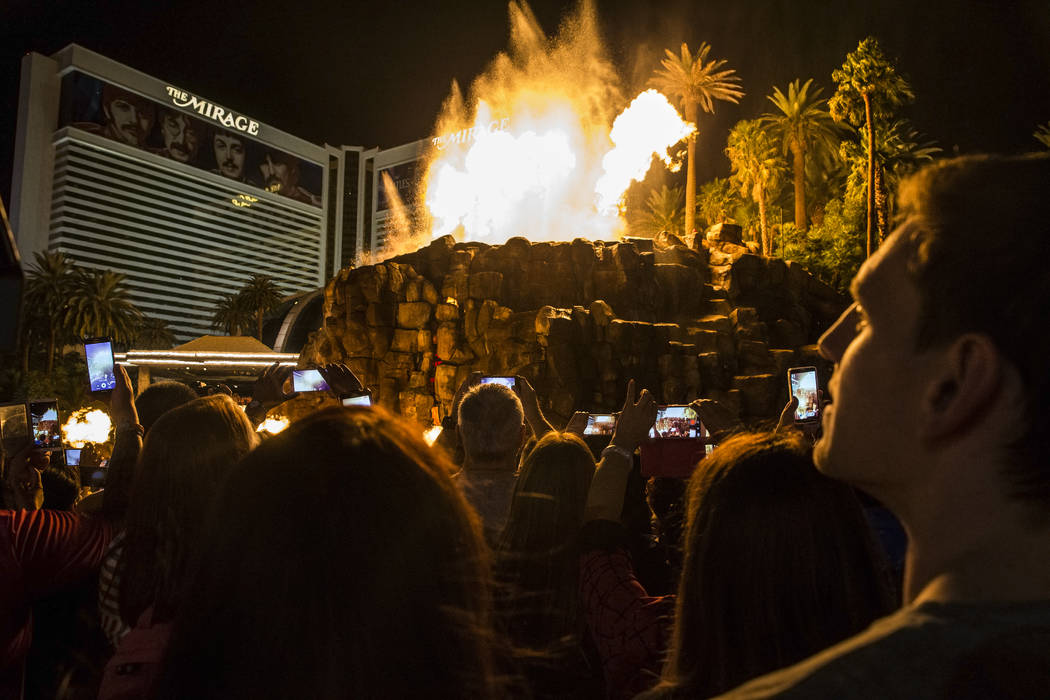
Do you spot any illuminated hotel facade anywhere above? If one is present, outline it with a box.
[10,45,428,343]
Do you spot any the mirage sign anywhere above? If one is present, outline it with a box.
[165,86,261,136]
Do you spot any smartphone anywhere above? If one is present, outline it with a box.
[84,337,116,393]
[341,391,373,407]
[649,405,705,439]
[479,376,518,392]
[583,413,617,436]
[65,448,82,466]
[28,399,63,450]
[788,366,820,422]
[292,369,331,393]
[0,402,29,457]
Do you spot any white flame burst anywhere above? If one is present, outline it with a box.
[62,409,113,447]
[256,416,290,435]
[422,424,443,446]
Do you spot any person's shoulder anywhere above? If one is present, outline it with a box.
[717,601,1050,699]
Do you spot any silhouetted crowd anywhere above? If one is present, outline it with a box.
[4,153,1050,699]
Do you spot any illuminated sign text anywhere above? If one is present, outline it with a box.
[432,118,510,150]
[165,86,260,136]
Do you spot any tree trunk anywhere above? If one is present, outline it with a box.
[684,100,698,237]
[792,144,807,231]
[863,92,875,258]
[257,312,263,341]
[46,327,56,380]
[873,165,888,245]
[758,188,769,256]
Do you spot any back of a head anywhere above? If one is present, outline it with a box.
[156,406,499,700]
[119,394,256,626]
[897,153,1050,508]
[41,463,80,511]
[135,381,199,433]
[663,431,894,697]
[458,383,524,470]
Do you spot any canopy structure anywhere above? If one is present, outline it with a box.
[117,335,298,388]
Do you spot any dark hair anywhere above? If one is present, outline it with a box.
[897,153,1050,508]
[458,383,524,468]
[496,431,595,647]
[41,462,80,510]
[118,395,256,626]
[657,431,894,697]
[156,406,500,700]
[134,381,199,433]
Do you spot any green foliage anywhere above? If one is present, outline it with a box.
[1034,121,1050,148]
[134,316,176,350]
[762,79,839,159]
[214,274,285,339]
[64,268,142,344]
[697,177,740,229]
[631,185,684,237]
[726,119,784,254]
[781,197,865,294]
[0,351,95,414]
[212,292,254,336]
[829,37,914,127]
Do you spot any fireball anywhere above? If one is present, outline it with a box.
[257,416,290,435]
[62,409,113,447]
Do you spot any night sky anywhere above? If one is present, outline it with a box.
[3,0,1049,208]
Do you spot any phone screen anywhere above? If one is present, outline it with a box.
[649,405,704,439]
[479,376,517,391]
[65,448,82,466]
[341,394,372,407]
[85,339,116,392]
[29,400,63,449]
[292,369,331,393]
[584,414,617,436]
[789,367,819,422]
[0,403,29,456]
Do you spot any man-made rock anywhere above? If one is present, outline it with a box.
[302,233,847,426]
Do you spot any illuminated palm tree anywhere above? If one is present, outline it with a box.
[64,268,142,344]
[761,79,839,231]
[650,42,744,237]
[25,251,78,378]
[726,119,784,256]
[697,177,740,229]
[830,37,914,257]
[212,292,254,336]
[633,185,684,237]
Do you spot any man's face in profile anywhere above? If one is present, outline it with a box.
[161,113,199,163]
[214,133,245,179]
[105,97,152,147]
[260,154,294,193]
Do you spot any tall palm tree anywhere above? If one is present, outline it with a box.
[650,42,744,238]
[830,37,913,257]
[239,274,284,340]
[632,185,684,238]
[726,119,784,257]
[24,251,78,378]
[212,292,254,336]
[134,316,176,350]
[761,79,839,232]
[64,268,142,344]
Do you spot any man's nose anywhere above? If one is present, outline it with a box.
[818,304,857,362]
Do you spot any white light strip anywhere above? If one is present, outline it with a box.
[125,351,299,359]
[127,359,298,367]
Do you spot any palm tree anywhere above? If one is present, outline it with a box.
[830,37,914,257]
[632,185,684,237]
[64,268,142,344]
[761,79,839,232]
[212,292,254,336]
[650,42,744,238]
[239,274,284,340]
[726,120,784,257]
[24,251,78,378]
[134,316,176,350]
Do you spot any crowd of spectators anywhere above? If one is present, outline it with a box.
[2,153,1050,699]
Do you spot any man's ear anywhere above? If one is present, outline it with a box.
[920,333,1002,441]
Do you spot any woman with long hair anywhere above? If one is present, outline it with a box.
[646,431,895,698]
[496,431,601,697]
[155,406,500,699]
[99,394,257,698]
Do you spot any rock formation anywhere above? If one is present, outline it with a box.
[300,227,847,427]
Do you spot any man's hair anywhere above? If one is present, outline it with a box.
[135,381,199,433]
[457,383,524,469]
[897,152,1050,506]
[42,462,80,511]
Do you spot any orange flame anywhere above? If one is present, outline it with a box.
[62,409,113,447]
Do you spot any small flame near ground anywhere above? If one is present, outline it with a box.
[423,424,443,446]
[257,416,290,435]
[62,409,113,447]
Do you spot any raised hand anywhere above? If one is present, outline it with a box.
[610,380,657,453]
[320,363,365,396]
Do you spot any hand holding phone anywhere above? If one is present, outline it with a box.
[583,413,617,436]
[292,369,331,393]
[28,399,63,450]
[84,338,116,394]
[788,367,820,423]
[649,405,705,439]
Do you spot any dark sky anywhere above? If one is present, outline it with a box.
[3,0,1049,207]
